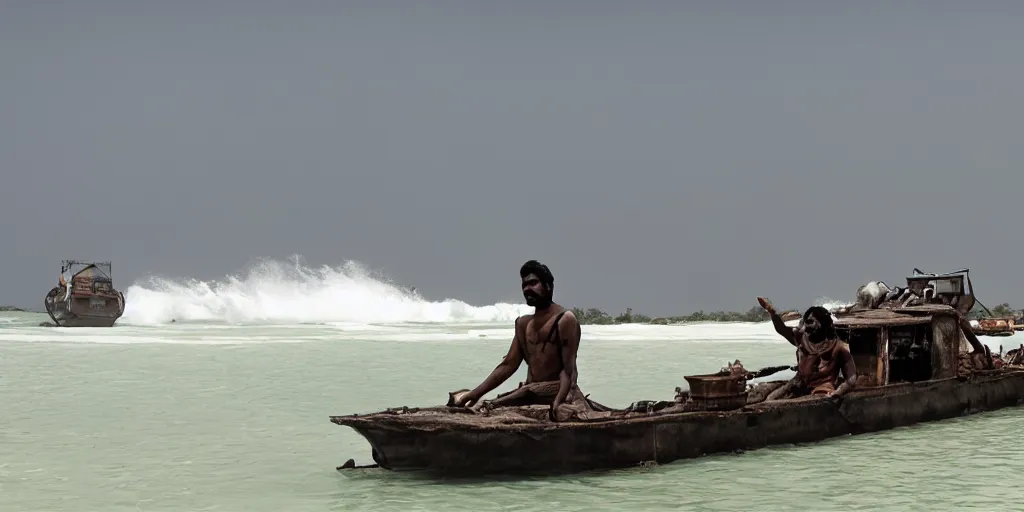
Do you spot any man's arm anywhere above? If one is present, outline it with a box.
[770,313,799,347]
[552,311,581,415]
[831,347,859,397]
[958,314,992,365]
[456,318,525,407]
[758,297,798,346]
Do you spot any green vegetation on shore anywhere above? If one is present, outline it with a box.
[967,303,1020,320]
[573,303,1023,325]
[1,303,1020,323]
[571,306,774,325]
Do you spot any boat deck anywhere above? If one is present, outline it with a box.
[330,367,1024,432]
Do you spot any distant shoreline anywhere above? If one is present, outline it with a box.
[3,302,1015,325]
[0,304,783,324]
[572,302,1021,325]
[571,306,775,325]
[0,306,35,313]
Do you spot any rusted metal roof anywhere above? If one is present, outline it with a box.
[833,304,958,327]
[895,304,962,314]
[836,315,932,327]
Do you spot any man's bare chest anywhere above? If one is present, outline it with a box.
[523,318,558,343]
[522,328,562,372]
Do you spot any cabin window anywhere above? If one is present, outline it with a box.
[887,324,933,383]
[842,327,879,355]
[840,327,880,386]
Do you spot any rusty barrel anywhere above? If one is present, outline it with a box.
[683,373,748,411]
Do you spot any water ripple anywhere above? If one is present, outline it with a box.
[1,323,1022,511]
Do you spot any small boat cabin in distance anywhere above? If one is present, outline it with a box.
[68,260,116,294]
[834,269,990,388]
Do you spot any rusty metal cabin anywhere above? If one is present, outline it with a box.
[903,268,976,316]
[70,261,114,292]
[835,305,964,388]
[835,270,983,387]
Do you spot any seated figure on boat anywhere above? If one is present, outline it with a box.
[452,260,606,421]
[757,297,858,400]
[58,274,72,310]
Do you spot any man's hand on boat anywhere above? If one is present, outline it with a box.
[452,390,482,408]
[826,379,856,399]
[549,402,573,422]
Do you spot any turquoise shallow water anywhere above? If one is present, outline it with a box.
[1,312,1022,511]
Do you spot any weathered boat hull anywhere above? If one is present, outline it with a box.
[331,369,1024,476]
[44,286,125,327]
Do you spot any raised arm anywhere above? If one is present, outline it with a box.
[455,317,525,407]
[758,297,798,346]
[552,310,581,417]
[957,313,995,369]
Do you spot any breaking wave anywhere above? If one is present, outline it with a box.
[115,257,856,327]
[120,257,532,326]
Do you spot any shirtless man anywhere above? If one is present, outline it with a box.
[453,260,583,420]
[758,297,858,399]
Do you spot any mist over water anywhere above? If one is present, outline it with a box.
[120,256,532,326]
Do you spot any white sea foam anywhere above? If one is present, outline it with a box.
[119,256,532,326]
[116,256,857,328]
[5,258,1003,353]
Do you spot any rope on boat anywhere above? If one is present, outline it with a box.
[44,286,63,326]
[746,365,795,379]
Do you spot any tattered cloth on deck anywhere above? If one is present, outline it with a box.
[958,350,995,376]
[449,381,619,421]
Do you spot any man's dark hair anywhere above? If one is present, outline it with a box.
[803,306,837,338]
[520,260,554,287]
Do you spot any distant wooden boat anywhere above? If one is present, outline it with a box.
[973,317,1016,337]
[780,310,802,322]
[43,260,125,327]
[330,269,1021,476]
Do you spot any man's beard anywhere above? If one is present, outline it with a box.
[524,291,552,308]
[804,326,826,342]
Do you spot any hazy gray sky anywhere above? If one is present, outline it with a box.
[3,1,1023,315]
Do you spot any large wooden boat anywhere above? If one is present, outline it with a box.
[43,260,125,327]
[330,269,1024,476]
